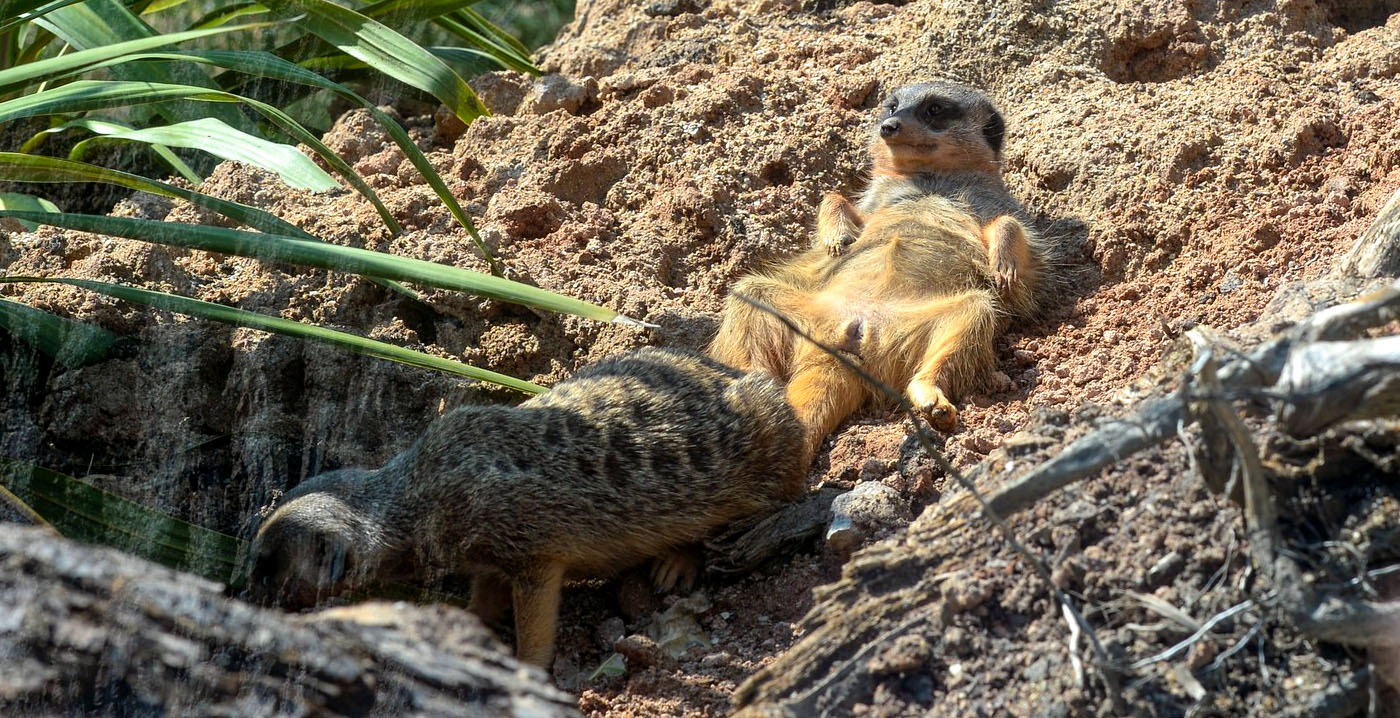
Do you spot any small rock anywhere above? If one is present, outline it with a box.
[615,634,672,671]
[644,0,701,16]
[522,74,597,115]
[640,84,674,108]
[699,651,731,668]
[1102,330,1120,344]
[944,575,991,613]
[826,482,913,554]
[1186,639,1217,670]
[1024,656,1049,682]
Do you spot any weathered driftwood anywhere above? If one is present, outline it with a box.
[986,278,1400,519]
[1341,187,1400,278]
[706,487,844,577]
[0,524,579,717]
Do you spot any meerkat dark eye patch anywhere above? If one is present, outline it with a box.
[983,110,1006,154]
[917,97,963,128]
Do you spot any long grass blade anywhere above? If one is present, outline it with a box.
[0,0,87,34]
[0,191,60,229]
[0,276,546,393]
[458,7,532,65]
[434,12,534,75]
[0,296,115,367]
[0,152,418,299]
[0,151,308,236]
[0,79,402,233]
[0,458,246,583]
[35,0,247,128]
[0,20,276,94]
[41,116,339,191]
[187,2,268,30]
[0,212,644,327]
[257,0,488,122]
[140,50,501,272]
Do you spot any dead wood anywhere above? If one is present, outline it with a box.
[705,487,845,577]
[0,524,579,717]
[1342,187,1400,279]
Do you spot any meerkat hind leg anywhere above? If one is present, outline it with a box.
[786,341,869,458]
[709,275,811,378]
[511,561,566,668]
[816,191,864,256]
[983,215,1032,293]
[650,544,702,593]
[903,291,999,433]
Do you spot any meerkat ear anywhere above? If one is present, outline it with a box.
[983,110,1006,155]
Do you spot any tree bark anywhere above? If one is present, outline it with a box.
[0,524,579,717]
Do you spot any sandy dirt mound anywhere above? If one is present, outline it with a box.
[4,0,1400,715]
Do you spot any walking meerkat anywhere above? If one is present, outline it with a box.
[247,347,807,668]
[710,81,1057,456]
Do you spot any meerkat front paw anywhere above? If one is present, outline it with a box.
[817,225,855,257]
[906,379,958,433]
[816,191,863,257]
[992,251,1020,293]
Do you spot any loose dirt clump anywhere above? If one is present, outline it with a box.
[4,0,1400,716]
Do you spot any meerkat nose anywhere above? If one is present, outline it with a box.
[879,118,901,138]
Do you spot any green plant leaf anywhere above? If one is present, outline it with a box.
[132,49,502,273]
[434,12,534,75]
[0,458,246,584]
[33,118,206,185]
[35,0,247,129]
[0,211,652,328]
[0,297,115,367]
[0,276,546,393]
[0,152,418,300]
[0,79,402,233]
[0,0,87,34]
[257,0,489,122]
[56,116,341,192]
[0,191,60,229]
[187,2,268,30]
[0,20,275,95]
[0,151,309,236]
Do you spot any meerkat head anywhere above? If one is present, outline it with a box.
[246,468,401,609]
[868,81,1006,178]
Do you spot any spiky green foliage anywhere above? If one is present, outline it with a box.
[0,2,626,573]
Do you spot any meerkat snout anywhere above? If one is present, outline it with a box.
[880,117,902,138]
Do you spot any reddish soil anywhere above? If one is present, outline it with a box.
[4,0,1400,716]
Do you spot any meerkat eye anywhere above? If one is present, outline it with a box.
[921,102,946,121]
[884,99,898,113]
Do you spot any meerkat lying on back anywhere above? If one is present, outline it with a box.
[248,347,807,668]
[710,81,1055,456]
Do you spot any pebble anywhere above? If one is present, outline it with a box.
[699,651,731,668]
[826,482,914,554]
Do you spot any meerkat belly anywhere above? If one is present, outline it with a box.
[812,208,991,352]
